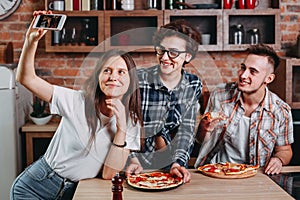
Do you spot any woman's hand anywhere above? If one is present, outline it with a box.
[105,99,127,133]
[26,10,52,44]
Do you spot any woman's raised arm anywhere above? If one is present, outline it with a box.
[16,10,54,103]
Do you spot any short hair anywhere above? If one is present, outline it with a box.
[246,44,280,72]
[152,19,201,60]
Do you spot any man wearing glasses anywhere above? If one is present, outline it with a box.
[126,19,202,183]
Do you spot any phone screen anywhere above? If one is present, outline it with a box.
[34,14,65,30]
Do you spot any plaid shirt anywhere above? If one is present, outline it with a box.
[195,82,294,167]
[132,65,202,168]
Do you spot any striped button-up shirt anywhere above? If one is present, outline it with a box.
[195,82,294,167]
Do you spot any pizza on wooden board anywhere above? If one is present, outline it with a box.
[198,162,260,179]
[127,172,183,190]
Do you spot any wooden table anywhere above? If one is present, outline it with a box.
[21,122,58,166]
[73,166,300,200]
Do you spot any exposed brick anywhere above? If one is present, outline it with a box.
[286,5,300,12]
[53,69,80,77]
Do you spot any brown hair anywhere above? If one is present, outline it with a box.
[152,19,201,61]
[83,49,143,146]
[246,44,280,72]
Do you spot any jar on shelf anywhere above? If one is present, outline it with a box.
[246,28,261,45]
[147,0,158,9]
[52,31,61,45]
[121,0,134,10]
[230,24,245,45]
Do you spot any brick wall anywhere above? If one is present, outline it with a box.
[0,1,300,91]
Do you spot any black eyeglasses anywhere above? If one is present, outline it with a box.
[154,46,187,59]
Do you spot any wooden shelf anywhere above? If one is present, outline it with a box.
[223,9,281,51]
[45,11,104,52]
[44,1,281,53]
[104,10,163,51]
[269,57,300,109]
[164,9,223,51]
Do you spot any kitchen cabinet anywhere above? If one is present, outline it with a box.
[104,10,163,52]
[44,0,281,53]
[21,122,58,166]
[45,11,104,53]
[269,57,300,109]
[164,9,223,51]
[223,9,280,51]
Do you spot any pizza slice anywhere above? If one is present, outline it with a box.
[202,112,226,121]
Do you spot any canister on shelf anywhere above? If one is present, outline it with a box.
[230,24,245,45]
[247,28,260,45]
[147,0,158,9]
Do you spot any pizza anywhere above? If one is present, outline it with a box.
[197,162,260,179]
[127,172,183,190]
[202,112,226,121]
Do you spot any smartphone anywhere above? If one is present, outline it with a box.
[33,14,67,31]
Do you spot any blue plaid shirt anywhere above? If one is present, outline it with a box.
[132,65,202,168]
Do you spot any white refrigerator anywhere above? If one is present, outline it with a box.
[0,65,18,200]
[0,65,32,200]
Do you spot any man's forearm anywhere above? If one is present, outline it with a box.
[273,145,293,165]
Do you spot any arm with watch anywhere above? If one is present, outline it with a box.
[102,99,131,179]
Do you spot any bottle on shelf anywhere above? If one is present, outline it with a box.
[60,28,68,45]
[70,27,77,45]
[91,0,99,10]
[168,0,174,9]
[147,0,158,9]
[112,173,123,200]
[296,31,300,58]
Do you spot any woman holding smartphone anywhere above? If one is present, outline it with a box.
[10,11,143,200]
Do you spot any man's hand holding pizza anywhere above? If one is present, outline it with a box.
[196,112,225,143]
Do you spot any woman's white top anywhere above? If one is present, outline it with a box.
[44,86,140,181]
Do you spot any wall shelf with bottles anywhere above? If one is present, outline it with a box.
[44,1,281,53]
[269,58,300,109]
[223,9,280,51]
[164,9,223,51]
[45,11,104,53]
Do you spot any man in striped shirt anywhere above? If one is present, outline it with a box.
[195,44,293,175]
